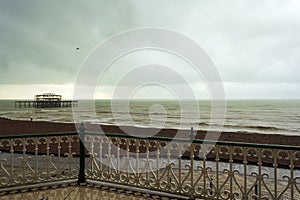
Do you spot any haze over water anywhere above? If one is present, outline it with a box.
[0,99,299,136]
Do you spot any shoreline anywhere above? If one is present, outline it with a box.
[0,117,299,146]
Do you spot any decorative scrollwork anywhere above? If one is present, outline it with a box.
[1,133,300,199]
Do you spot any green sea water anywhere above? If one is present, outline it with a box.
[0,99,299,136]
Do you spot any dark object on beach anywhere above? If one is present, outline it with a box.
[40,198,47,200]
[76,47,79,50]
[30,117,32,121]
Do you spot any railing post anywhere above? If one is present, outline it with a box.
[189,127,195,141]
[78,122,86,185]
[188,127,196,199]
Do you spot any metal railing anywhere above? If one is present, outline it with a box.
[0,125,300,199]
[0,132,79,192]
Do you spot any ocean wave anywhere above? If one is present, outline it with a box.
[40,109,60,112]
[198,122,210,126]
[223,124,286,132]
[133,124,155,128]
[83,117,115,124]
[1,100,300,136]
[196,122,296,133]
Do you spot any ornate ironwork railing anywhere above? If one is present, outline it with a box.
[83,130,300,200]
[0,126,300,199]
[0,132,79,192]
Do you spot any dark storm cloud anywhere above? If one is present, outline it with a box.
[0,0,136,84]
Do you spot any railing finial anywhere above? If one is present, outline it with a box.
[190,127,195,141]
[78,121,86,133]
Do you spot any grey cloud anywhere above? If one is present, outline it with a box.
[0,0,299,98]
[0,0,137,84]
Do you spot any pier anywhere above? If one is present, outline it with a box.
[15,93,78,108]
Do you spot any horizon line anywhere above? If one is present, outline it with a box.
[1,98,300,101]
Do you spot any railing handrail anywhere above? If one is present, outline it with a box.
[1,130,299,150]
[85,131,300,150]
[0,132,78,139]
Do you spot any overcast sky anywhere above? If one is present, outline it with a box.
[0,0,300,99]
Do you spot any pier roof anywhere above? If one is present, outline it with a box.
[35,93,62,101]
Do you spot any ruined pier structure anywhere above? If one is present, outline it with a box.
[15,93,78,108]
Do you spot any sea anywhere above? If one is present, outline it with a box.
[0,99,300,136]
